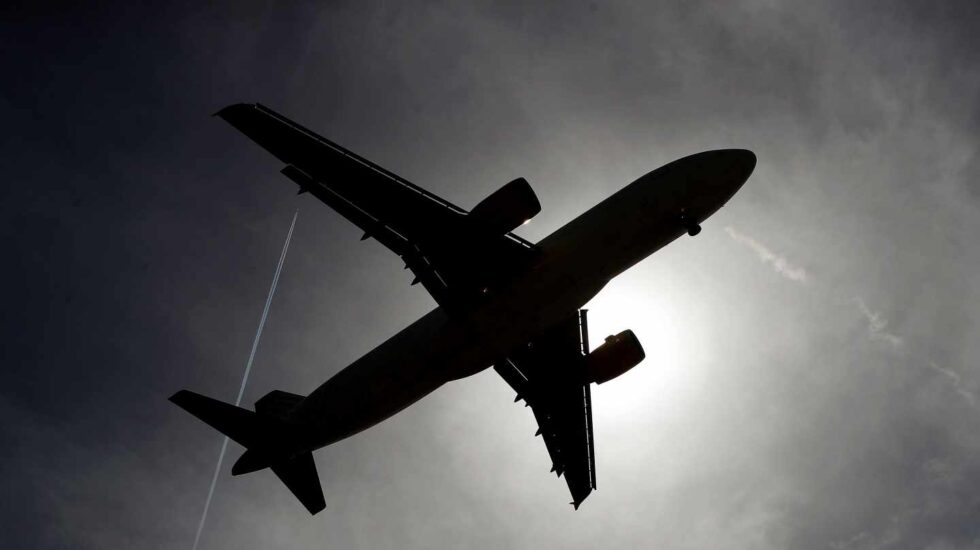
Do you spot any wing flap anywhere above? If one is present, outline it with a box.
[280,165,453,302]
[494,310,597,508]
[218,103,538,311]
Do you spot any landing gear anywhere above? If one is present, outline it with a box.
[679,209,701,236]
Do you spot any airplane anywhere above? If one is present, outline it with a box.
[171,103,756,514]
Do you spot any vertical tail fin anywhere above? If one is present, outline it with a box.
[170,389,326,514]
[254,389,305,419]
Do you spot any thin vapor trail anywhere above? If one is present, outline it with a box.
[724,226,807,283]
[725,226,976,410]
[191,210,299,550]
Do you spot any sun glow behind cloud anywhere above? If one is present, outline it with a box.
[583,272,707,428]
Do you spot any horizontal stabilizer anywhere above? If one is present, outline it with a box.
[169,390,261,447]
[272,452,326,514]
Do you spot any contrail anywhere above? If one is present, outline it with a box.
[854,296,904,348]
[191,210,298,550]
[927,361,977,409]
[725,226,808,283]
[725,225,976,410]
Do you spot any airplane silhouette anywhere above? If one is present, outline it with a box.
[171,103,756,514]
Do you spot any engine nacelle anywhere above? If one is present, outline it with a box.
[468,177,541,235]
[586,330,645,384]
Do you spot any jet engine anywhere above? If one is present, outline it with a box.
[586,330,645,384]
[468,177,541,235]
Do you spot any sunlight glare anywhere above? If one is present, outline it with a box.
[585,270,705,427]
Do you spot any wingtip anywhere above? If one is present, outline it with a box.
[169,389,191,404]
[212,103,254,119]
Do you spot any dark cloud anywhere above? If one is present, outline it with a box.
[3,1,979,548]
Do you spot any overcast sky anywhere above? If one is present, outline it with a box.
[3,1,980,548]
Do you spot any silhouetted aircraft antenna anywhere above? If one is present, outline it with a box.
[190,209,298,550]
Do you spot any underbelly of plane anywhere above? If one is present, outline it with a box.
[291,211,683,451]
[293,308,518,450]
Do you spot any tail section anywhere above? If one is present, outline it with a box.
[271,452,325,514]
[254,389,304,419]
[170,390,267,447]
[170,389,326,514]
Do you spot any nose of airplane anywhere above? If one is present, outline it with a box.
[704,148,756,197]
[727,149,757,187]
[673,148,756,226]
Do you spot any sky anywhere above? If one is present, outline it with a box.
[3,1,980,548]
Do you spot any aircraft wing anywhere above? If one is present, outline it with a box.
[494,310,597,509]
[216,103,538,311]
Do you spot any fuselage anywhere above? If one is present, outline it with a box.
[293,149,756,450]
